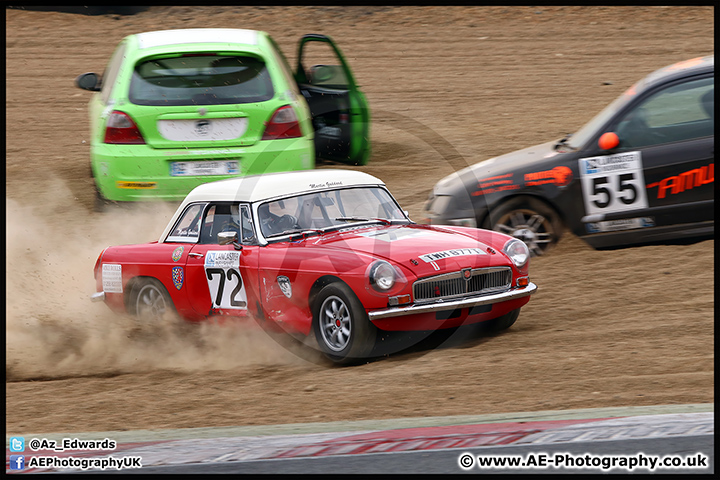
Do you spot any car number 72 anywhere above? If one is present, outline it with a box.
[204,251,247,309]
[579,152,649,216]
[206,268,247,308]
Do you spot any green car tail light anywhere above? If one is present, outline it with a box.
[104,111,146,144]
[262,105,302,140]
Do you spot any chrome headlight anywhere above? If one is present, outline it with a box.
[369,261,396,291]
[503,238,530,268]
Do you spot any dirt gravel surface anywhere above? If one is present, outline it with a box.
[5,6,714,435]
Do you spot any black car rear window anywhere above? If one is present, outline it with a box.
[129,54,274,106]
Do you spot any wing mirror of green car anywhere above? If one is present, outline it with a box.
[75,72,101,91]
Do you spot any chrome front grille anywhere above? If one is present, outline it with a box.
[413,267,512,304]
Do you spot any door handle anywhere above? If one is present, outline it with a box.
[188,252,204,258]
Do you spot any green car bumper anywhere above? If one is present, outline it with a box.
[92,137,314,202]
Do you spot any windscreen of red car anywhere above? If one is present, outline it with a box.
[259,187,408,238]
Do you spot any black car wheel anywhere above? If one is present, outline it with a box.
[93,185,109,213]
[484,196,563,256]
[312,282,377,365]
[130,278,175,323]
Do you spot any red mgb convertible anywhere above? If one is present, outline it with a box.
[91,170,537,363]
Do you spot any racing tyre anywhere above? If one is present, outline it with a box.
[312,282,377,365]
[93,182,112,213]
[130,278,176,324]
[91,170,125,213]
[94,189,107,213]
[487,308,520,333]
[484,196,563,256]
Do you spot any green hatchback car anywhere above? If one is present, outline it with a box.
[75,28,370,209]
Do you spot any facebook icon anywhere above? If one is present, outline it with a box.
[9,455,25,471]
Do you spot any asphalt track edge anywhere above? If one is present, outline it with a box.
[6,403,713,443]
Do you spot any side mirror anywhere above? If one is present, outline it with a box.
[310,65,335,83]
[217,231,242,250]
[75,72,101,91]
[598,132,620,151]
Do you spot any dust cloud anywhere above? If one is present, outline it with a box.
[5,180,309,382]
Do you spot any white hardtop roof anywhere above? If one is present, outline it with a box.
[135,28,260,50]
[183,169,386,205]
[160,169,388,243]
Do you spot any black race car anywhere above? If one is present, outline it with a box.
[423,55,714,255]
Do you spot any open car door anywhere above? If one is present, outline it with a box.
[295,34,371,165]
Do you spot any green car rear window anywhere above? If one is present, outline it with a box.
[129,55,274,106]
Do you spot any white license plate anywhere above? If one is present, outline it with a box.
[158,118,249,141]
[170,160,239,176]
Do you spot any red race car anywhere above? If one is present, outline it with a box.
[91,170,537,364]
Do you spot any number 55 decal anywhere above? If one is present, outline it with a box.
[579,152,648,216]
[204,251,247,309]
